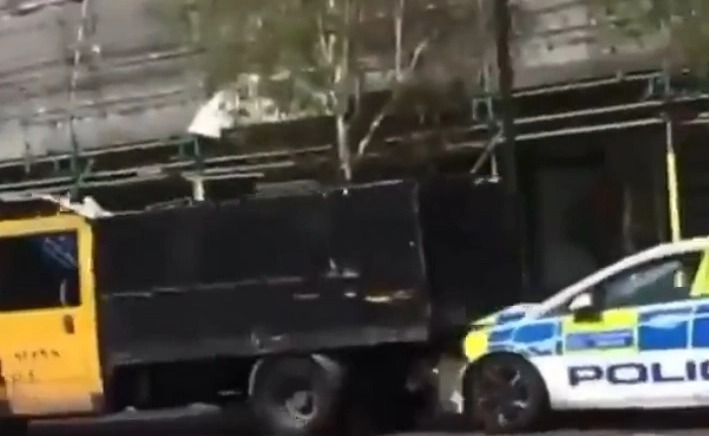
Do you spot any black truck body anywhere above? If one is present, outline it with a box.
[92,176,521,371]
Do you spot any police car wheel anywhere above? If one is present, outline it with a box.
[468,354,548,434]
[251,356,343,435]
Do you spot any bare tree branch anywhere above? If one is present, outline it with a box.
[394,0,405,80]
[356,37,431,157]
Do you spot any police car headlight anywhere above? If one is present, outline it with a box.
[463,326,490,361]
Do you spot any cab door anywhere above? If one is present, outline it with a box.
[0,215,103,416]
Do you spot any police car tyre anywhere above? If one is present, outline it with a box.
[251,356,344,435]
[467,354,548,434]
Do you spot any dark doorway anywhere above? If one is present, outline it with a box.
[521,141,620,300]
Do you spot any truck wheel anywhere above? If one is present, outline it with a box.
[465,354,548,434]
[251,356,343,435]
[0,418,28,436]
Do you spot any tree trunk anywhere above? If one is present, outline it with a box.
[493,0,516,194]
[336,114,353,181]
[493,0,527,287]
[334,0,353,182]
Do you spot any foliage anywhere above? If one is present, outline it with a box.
[152,0,358,119]
[593,0,709,74]
[154,0,488,117]
[153,0,488,179]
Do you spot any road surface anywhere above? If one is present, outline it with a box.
[27,405,709,436]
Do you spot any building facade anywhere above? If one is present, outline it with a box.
[1,0,707,295]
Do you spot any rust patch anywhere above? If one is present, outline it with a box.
[90,392,105,412]
[0,399,11,416]
[0,375,11,416]
[364,289,415,304]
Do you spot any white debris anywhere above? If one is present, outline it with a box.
[34,193,114,219]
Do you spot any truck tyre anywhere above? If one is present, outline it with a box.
[464,354,548,434]
[0,418,28,436]
[251,356,343,435]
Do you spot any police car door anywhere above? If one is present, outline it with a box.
[557,247,709,410]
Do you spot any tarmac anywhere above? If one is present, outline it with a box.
[28,404,709,436]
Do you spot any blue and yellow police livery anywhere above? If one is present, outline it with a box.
[460,237,709,434]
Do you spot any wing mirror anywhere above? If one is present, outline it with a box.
[568,293,593,311]
[568,292,600,322]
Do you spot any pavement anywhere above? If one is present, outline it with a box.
[26,405,709,436]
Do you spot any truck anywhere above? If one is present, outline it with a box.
[0,175,522,435]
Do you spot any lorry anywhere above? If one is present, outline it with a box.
[0,175,522,435]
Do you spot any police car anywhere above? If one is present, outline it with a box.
[460,236,709,433]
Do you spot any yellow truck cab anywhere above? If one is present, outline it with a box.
[0,198,102,435]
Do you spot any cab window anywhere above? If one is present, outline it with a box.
[0,231,80,311]
[598,252,701,310]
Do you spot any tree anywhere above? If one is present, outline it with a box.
[593,0,709,75]
[154,0,486,181]
[152,0,356,178]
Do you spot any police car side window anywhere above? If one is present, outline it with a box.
[600,252,701,309]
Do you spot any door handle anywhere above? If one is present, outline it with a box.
[63,314,75,335]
